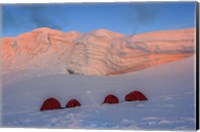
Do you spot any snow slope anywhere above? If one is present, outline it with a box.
[2,56,196,130]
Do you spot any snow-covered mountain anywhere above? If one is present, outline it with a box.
[1,28,196,129]
[2,28,195,75]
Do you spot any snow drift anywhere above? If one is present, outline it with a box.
[2,56,196,129]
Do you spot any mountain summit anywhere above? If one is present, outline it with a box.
[2,28,195,75]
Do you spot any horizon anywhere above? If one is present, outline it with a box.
[1,2,196,37]
[1,26,196,38]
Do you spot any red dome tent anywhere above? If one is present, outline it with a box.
[103,94,119,104]
[40,97,61,111]
[125,91,148,101]
[66,99,81,108]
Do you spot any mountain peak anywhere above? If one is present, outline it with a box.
[32,27,63,34]
[94,29,112,33]
[92,29,124,38]
[33,27,54,31]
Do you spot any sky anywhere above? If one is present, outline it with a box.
[1,2,196,37]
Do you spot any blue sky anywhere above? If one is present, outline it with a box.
[2,2,196,37]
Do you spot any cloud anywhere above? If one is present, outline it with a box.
[3,5,68,31]
[28,5,66,29]
[133,4,158,24]
[125,4,159,34]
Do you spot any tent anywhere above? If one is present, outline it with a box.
[125,91,148,101]
[66,99,81,108]
[103,94,119,104]
[40,97,61,111]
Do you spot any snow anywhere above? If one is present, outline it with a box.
[1,56,196,130]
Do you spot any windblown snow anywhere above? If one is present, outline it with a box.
[2,56,196,130]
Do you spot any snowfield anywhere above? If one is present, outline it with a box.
[2,56,196,130]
